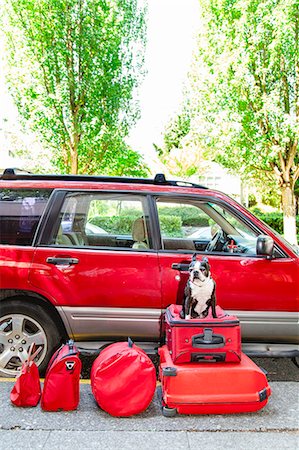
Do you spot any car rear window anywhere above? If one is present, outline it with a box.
[0,189,52,246]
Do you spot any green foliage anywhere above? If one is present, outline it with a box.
[163,113,191,152]
[158,215,183,237]
[90,215,138,235]
[3,0,148,175]
[164,0,299,243]
[158,206,209,227]
[90,213,182,236]
[251,209,299,235]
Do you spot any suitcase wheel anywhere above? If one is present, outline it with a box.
[162,406,177,417]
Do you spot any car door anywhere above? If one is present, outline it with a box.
[29,190,161,341]
[155,196,298,344]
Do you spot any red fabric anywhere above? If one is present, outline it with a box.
[10,362,41,407]
[91,341,156,417]
[170,304,229,320]
[41,342,81,411]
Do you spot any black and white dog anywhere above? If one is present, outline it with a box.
[180,254,217,320]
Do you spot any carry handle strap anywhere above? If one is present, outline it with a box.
[26,343,42,365]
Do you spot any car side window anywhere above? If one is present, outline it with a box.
[156,199,259,255]
[52,192,151,250]
[0,189,52,246]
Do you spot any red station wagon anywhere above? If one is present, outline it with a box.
[0,169,298,376]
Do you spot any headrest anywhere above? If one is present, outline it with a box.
[132,217,146,242]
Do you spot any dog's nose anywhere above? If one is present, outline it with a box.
[193,270,199,278]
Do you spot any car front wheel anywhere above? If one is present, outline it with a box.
[0,301,61,377]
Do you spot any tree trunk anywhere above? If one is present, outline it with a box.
[281,184,298,245]
[70,147,78,174]
[69,128,80,174]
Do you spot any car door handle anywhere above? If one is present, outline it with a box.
[172,263,190,271]
[46,257,79,265]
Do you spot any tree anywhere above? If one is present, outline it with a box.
[155,109,209,179]
[165,0,299,244]
[3,0,147,175]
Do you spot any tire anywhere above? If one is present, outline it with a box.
[0,300,62,377]
[292,357,299,369]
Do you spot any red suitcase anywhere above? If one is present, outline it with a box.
[158,345,271,416]
[41,340,81,411]
[165,304,241,364]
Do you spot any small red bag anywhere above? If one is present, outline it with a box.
[10,344,42,407]
[91,339,156,417]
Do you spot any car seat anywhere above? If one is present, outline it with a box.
[132,218,148,249]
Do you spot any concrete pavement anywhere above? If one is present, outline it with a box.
[0,381,298,449]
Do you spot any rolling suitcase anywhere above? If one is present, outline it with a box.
[165,304,241,364]
[158,345,271,416]
[41,340,81,411]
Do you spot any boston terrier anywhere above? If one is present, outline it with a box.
[180,254,217,320]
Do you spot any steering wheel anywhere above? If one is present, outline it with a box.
[205,228,226,252]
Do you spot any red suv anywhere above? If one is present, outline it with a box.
[0,170,298,376]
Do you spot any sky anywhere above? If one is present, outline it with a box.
[128,0,201,167]
[0,0,201,170]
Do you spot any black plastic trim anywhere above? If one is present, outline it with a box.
[165,308,239,326]
[190,352,226,362]
[192,329,226,348]
[258,388,268,402]
[34,190,67,246]
[0,170,207,189]
[162,366,177,377]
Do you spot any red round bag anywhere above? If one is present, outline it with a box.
[91,339,156,417]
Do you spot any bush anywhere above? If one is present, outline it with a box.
[251,210,299,236]
[90,214,183,237]
[158,206,209,227]
[159,215,183,237]
[90,215,136,234]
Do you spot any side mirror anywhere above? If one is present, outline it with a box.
[256,235,274,258]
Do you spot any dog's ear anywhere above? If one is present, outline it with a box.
[202,256,210,271]
[192,253,197,262]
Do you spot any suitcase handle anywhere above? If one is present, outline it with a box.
[191,352,226,363]
[192,329,225,348]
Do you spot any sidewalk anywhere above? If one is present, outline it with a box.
[0,381,298,449]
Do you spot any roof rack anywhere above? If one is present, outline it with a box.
[0,168,207,189]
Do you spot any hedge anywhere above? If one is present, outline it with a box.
[158,206,209,227]
[159,215,182,237]
[90,214,183,236]
[251,209,299,237]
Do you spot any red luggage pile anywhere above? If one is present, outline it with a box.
[159,305,271,416]
[91,339,156,417]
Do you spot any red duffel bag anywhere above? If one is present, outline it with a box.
[10,343,42,407]
[91,339,156,417]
